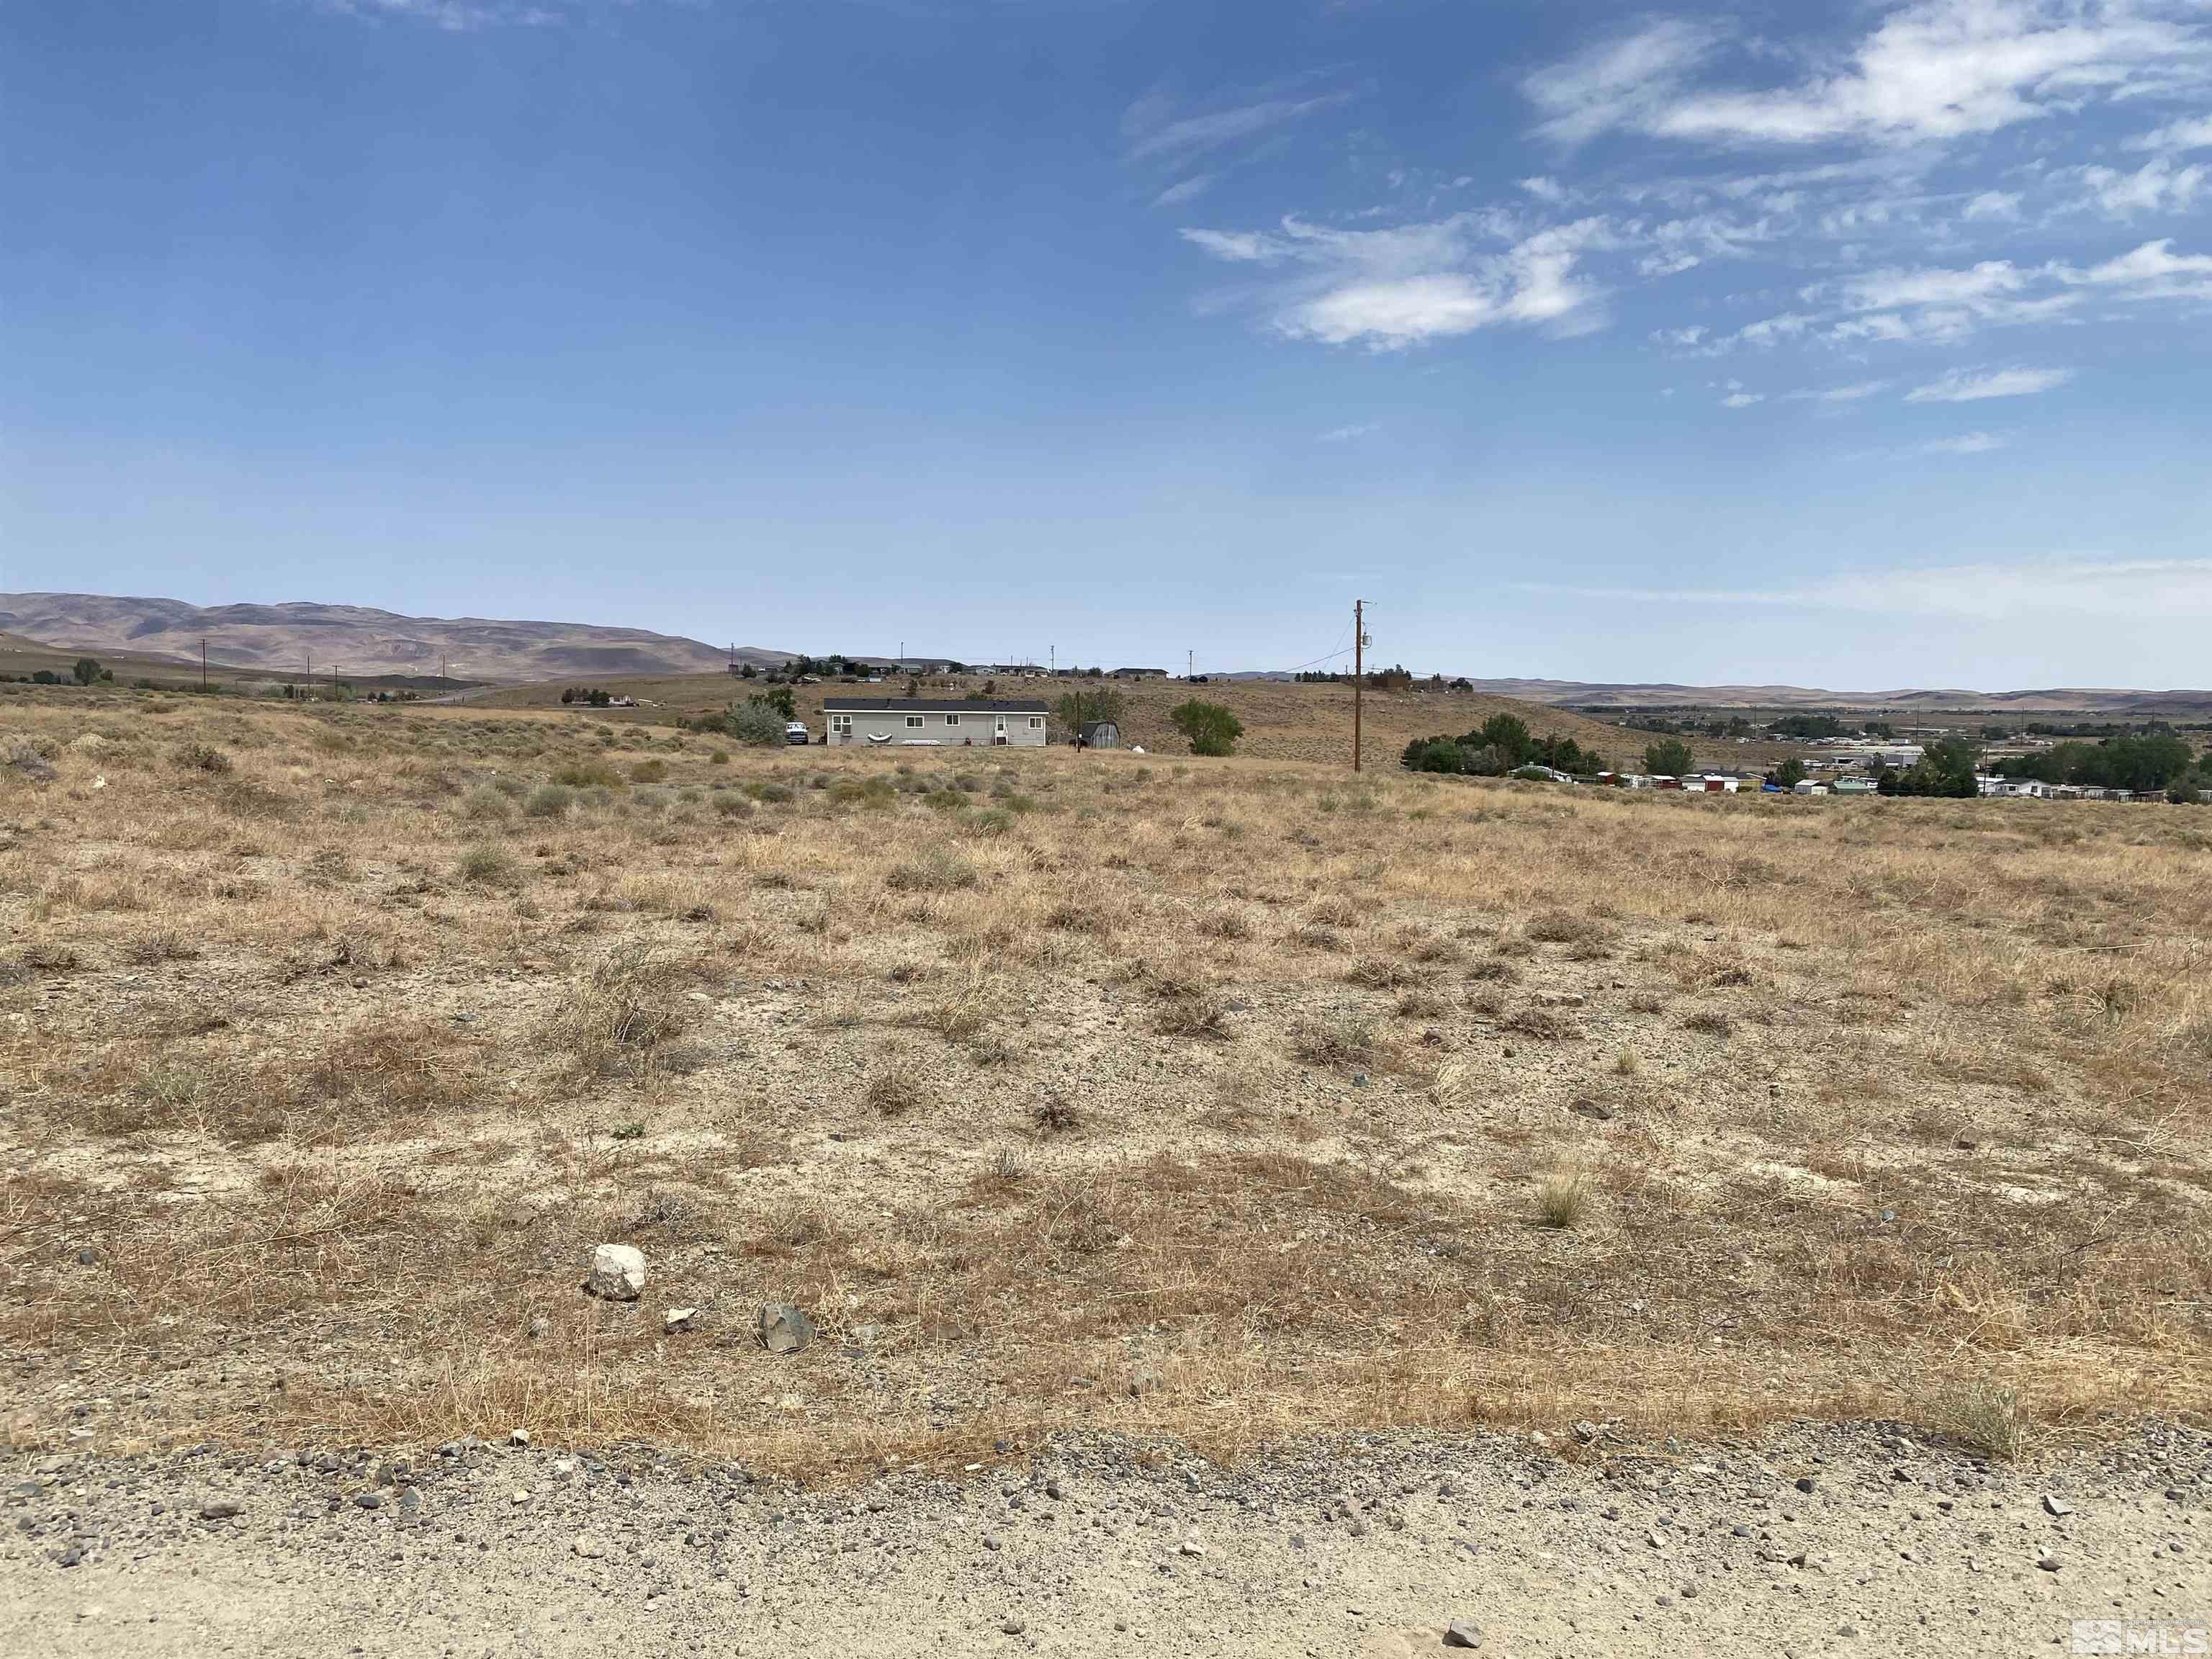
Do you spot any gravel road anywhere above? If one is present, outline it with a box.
[4,1423,2205,1656]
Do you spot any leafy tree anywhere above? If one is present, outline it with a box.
[1875,765,1901,796]
[1479,713,1534,766]
[1899,736,1979,796]
[1774,757,1807,789]
[1644,737,1694,778]
[1769,713,1845,739]
[1401,737,1465,773]
[72,657,102,686]
[1169,698,1243,757]
[749,685,796,719]
[1863,719,1895,739]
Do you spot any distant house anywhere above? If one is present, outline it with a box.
[822,697,1048,747]
[1792,779,1828,796]
[1110,667,1169,680]
[1831,776,1876,796]
[1078,720,1121,750]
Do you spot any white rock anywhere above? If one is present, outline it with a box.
[585,1244,647,1301]
[509,1429,530,1447]
[665,1307,697,1333]
[573,1533,606,1558]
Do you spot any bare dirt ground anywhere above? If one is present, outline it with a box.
[4,1425,2205,1657]
[1,685,2208,1650]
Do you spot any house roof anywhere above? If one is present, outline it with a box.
[822,697,1050,714]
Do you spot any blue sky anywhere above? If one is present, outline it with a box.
[4,0,2211,689]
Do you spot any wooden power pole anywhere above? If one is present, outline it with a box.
[1352,598,1365,773]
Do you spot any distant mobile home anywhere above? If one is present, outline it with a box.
[822,697,1048,747]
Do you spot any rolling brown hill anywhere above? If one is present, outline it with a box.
[0,593,791,683]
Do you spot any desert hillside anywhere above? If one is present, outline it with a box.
[0,593,790,683]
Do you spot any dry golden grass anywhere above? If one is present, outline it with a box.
[1,683,2208,1479]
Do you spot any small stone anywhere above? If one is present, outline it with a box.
[1678,1583,1698,1600]
[1179,1537,1206,1557]
[758,1302,816,1355]
[1001,1619,1025,1635]
[1573,1420,1600,1444]
[573,1533,606,1558]
[2043,1494,2074,1517]
[1731,1524,1752,1538]
[76,1247,99,1267]
[510,1429,530,1448]
[585,1244,647,1302]
[1839,1625,1859,1638]
[198,1500,240,1520]
[2038,1551,2061,1573]
[1795,1476,1817,1494]
[354,1493,384,1510]
[983,1534,1002,1552]
[511,1488,531,1505]
[1444,1620,1484,1649]
[665,1307,697,1333]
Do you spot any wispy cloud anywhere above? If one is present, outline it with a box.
[1905,365,2074,402]
[1317,423,1380,443]
[2128,113,2212,153]
[1520,557,2212,620]
[1152,174,1218,209]
[1917,431,2006,454]
[1784,379,1891,403]
[318,0,565,28]
[1525,0,2204,149]
[1124,89,1356,166]
[1720,390,1765,408]
[1181,212,1613,349]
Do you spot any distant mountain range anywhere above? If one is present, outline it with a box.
[4,592,2204,713]
[0,593,791,683]
[1216,670,2212,714]
[1452,679,2212,715]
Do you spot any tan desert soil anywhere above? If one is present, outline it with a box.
[3,1423,2205,1658]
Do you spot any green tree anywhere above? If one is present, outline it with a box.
[750,685,796,719]
[1401,737,1465,773]
[72,657,102,686]
[1644,737,1694,778]
[1169,698,1243,757]
[1863,719,1895,739]
[1478,713,1534,766]
[1773,757,1807,789]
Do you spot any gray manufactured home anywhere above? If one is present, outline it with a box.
[822,697,1050,747]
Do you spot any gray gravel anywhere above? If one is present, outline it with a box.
[1,1421,2205,1656]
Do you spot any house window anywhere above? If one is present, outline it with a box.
[1028,716,1044,729]
[830,714,852,735]
[905,714,924,728]
[945,714,961,726]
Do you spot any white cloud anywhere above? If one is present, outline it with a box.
[1720,391,1766,407]
[1917,431,2007,454]
[1785,379,1891,402]
[1178,228,1285,264]
[1837,259,2026,311]
[1905,365,2074,401]
[1519,557,2212,621]
[1523,19,1718,146]
[1526,0,2204,149]
[1152,174,1219,209]
[1124,91,1356,165]
[1182,212,1614,349]
[2128,113,2212,152]
[1317,423,1381,443]
[2051,238,2212,301]
[318,0,562,26]
[1519,176,1570,204]
[2073,157,2209,217]
[1962,189,2022,220]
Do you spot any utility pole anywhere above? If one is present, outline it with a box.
[1187,648,1193,680]
[1352,598,1366,773]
